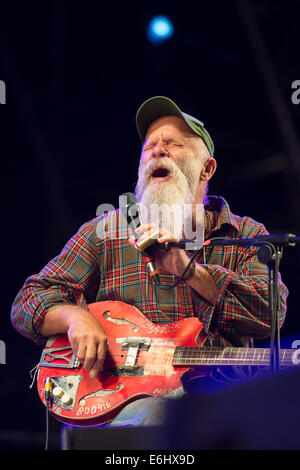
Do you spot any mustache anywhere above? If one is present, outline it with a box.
[138,157,183,181]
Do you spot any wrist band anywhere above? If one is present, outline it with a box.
[182,260,196,282]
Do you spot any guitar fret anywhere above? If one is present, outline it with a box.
[173,346,295,367]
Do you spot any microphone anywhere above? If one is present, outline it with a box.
[120,193,204,251]
[120,192,141,240]
[120,193,161,285]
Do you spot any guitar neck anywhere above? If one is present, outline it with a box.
[173,346,295,367]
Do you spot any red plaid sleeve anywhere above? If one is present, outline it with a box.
[11,218,100,345]
[196,217,288,343]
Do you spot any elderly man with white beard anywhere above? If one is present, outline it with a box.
[11,96,288,428]
[132,112,219,306]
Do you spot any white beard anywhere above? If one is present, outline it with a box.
[134,155,205,243]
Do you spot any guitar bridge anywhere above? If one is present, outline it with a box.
[116,337,151,372]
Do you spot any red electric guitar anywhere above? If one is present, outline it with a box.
[37,301,298,427]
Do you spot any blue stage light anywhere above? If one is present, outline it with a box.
[147,15,174,45]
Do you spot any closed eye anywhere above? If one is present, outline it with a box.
[143,140,185,150]
[143,144,154,150]
[166,140,186,147]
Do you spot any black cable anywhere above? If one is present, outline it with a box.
[45,404,50,450]
[44,377,52,450]
[156,247,201,291]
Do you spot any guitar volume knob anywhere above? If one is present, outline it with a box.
[61,393,73,406]
[52,386,64,399]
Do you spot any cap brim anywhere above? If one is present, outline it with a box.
[136,96,186,141]
[136,96,214,156]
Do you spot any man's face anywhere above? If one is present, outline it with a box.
[136,116,207,202]
[140,115,205,177]
[134,116,208,238]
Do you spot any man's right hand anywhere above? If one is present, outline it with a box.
[40,305,108,379]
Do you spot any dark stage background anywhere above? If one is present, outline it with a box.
[0,0,300,450]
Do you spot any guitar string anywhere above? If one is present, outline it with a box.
[41,347,296,367]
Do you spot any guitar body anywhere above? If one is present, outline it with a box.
[37,301,207,427]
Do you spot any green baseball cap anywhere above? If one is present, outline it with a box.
[136,96,214,157]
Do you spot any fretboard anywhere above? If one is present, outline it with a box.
[172,346,297,367]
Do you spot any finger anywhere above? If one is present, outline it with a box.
[83,343,97,370]
[128,236,136,246]
[89,341,108,378]
[135,223,158,235]
[136,228,161,244]
[157,233,180,244]
[76,342,87,366]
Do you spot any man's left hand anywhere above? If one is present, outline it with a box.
[128,223,191,278]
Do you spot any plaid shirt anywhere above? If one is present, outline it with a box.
[11,196,288,347]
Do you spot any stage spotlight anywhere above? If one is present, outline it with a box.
[146,15,174,45]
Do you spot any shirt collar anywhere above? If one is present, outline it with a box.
[204,195,240,235]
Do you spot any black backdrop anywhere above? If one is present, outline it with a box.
[0,0,300,450]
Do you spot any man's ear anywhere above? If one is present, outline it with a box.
[200,158,217,181]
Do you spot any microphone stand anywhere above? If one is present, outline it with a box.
[185,233,299,375]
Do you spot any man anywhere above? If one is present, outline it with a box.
[11,96,288,425]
